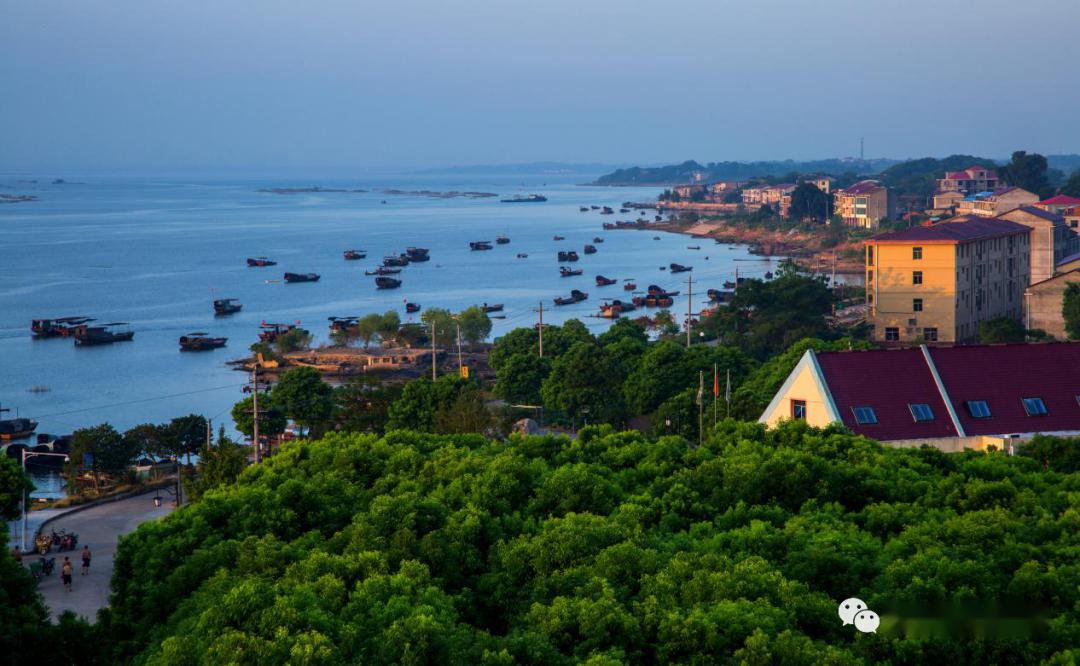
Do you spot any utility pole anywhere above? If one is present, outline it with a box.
[713,363,718,428]
[251,367,260,464]
[538,301,544,358]
[455,320,463,373]
[431,321,437,380]
[686,273,694,348]
[206,418,212,450]
[697,371,704,447]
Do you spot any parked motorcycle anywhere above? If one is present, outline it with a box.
[51,529,78,551]
[35,533,53,554]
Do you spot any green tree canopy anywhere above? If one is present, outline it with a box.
[231,395,287,440]
[65,424,137,491]
[386,375,479,432]
[788,183,830,220]
[1061,169,1080,198]
[0,457,31,522]
[541,341,625,425]
[270,367,335,436]
[978,316,1026,344]
[1064,282,1080,340]
[493,352,551,405]
[420,308,456,348]
[999,150,1053,198]
[334,376,402,434]
[457,306,492,348]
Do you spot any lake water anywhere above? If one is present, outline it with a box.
[0,172,780,438]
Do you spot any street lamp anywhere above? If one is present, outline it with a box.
[21,449,70,551]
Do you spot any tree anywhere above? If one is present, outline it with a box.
[334,376,402,434]
[489,328,540,372]
[164,414,207,464]
[788,183,830,221]
[271,367,335,436]
[623,340,687,415]
[231,395,287,441]
[274,327,312,353]
[432,388,492,435]
[386,375,477,432]
[65,424,136,492]
[185,433,247,501]
[653,310,678,336]
[124,423,169,480]
[457,306,492,348]
[420,308,456,348]
[356,313,383,348]
[597,318,648,347]
[0,457,31,522]
[978,316,1026,344]
[999,150,1053,198]
[1064,282,1080,340]
[541,341,625,425]
[376,310,401,347]
[493,353,551,405]
[1061,169,1080,198]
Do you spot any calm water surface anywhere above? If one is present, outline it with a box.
[0,173,780,438]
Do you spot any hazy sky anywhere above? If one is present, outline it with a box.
[3,0,1079,171]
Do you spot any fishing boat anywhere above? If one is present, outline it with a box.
[553,289,588,306]
[553,235,565,241]
[595,275,617,286]
[179,333,228,352]
[653,236,661,240]
[599,299,636,318]
[592,237,604,243]
[213,298,242,315]
[247,257,277,267]
[495,235,510,245]
[405,247,430,262]
[31,316,93,339]
[259,322,305,343]
[669,263,692,273]
[343,250,367,260]
[0,406,37,441]
[284,272,320,283]
[579,206,589,212]
[687,245,700,250]
[375,277,402,289]
[590,205,600,210]
[480,303,504,313]
[560,267,583,277]
[583,244,597,254]
[469,241,493,251]
[623,280,636,291]
[328,317,359,333]
[655,215,662,222]
[602,222,616,230]
[500,194,547,203]
[405,302,421,313]
[724,280,736,289]
[557,250,580,262]
[73,322,134,346]
[600,206,614,215]
[707,289,735,304]
[619,208,630,213]
[382,254,410,267]
[365,267,401,276]
[516,253,528,258]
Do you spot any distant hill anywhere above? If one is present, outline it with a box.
[591,158,901,185]
[1049,154,1080,176]
[417,162,622,175]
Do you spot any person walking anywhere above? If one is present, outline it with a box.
[81,545,91,575]
[61,557,73,592]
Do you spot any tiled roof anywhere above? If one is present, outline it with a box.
[815,348,958,440]
[838,180,884,195]
[813,342,1080,441]
[929,343,1080,437]
[1040,195,1080,206]
[1058,250,1080,267]
[1003,206,1065,223]
[870,216,1030,244]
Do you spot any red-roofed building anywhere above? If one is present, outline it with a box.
[834,180,894,228]
[936,166,999,195]
[956,186,1039,217]
[760,342,1080,451]
[1035,195,1080,215]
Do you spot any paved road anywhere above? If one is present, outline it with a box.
[20,491,174,621]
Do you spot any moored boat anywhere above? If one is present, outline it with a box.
[560,267,583,277]
[405,302,421,313]
[579,206,589,212]
[583,244,597,254]
[73,322,134,346]
[0,408,37,441]
[480,303,504,313]
[595,275,617,286]
[213,298,242,315]
[600,206,614,215]
[259,322,305,343]
[247,257,277,267]
[179,333,228,352]
[344,250,367,260]
[553,289,588,306]
[31,316,93,339]
[516,253,528,258]
[470,241,493,251]
[383,254,410,267]
[557,250,580,262]
[405,247,430,262]
[553,235,565,241]
[495,235,510,245]
[592,237,604,243]
[500,194,547,203]
[375,277,402,289]
[365,267,401,276]
[669,263,692,273]
[623,280,636,291]
[284,272,320,283]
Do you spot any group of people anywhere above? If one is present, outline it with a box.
[11,543,92,591]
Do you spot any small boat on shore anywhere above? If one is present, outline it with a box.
[595,275,617,286]
[583,244,597,254]
[260,322,305,342]
[0,407,38,441]
[554,289,588,306]
[480,303,504,313]
[557,250,580,262]
[405,247,430,262]
[669,263,692,273]
[31,316,93,339]
[405,302,421,313]
[500,194,547,203]
[73,322,134,346]
[470,241,493,251]
[213,298,242,315]
[495,235,510,245]
[247,257,276,267]
[366,267,401,276]
[343,250,367,260]
[375,276,402,289]
[284,272,320,283]
[179,333,228,352]
[560,267,583,277]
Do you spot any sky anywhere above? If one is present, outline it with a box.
[2,0,1079,172]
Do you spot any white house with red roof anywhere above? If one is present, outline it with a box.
[937,166,1000,195]
[760,342,1080,452]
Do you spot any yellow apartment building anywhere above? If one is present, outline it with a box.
[866,216,1031,344]
[834,180,893,228]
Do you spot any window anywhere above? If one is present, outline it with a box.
[885,327,899,341]
[1022,397,1048,416]
[867,270,873,282]
[913,246,923,260]
[913,298,923,312]
[867,246,874,266]
[909,403,935,422]
[852,406,878,425]
[966,400,991,418]
[923,327,938,341]
[791,400,807,420]
[913,271,923,285]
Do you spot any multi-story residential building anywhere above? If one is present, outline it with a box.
[834,180,893,228]
[998,206,1079,284]
[741,183,795,209]
[1035,195,1080,216]
[955,186,1038,217]
[671,183,707,200]
[865,216,1031,344]
[1024,270,1080,339]
[708,181,743,196]
[758,342,1080,452]
[801,175,836,193]
[936,166,999,195]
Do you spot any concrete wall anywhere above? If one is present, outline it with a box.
[1025,271,1080,339]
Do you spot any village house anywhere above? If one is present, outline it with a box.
[997,206,1079,284]
[1035,195,1080,216]
[741,183,795,209]
[1024,270,1080,339]
[865,215,1030,344]
[803,175,836,194]
[936,165,1000,195]
[955,186,1038,217]
[708,180,744,196]
[759,342,1080,452]
[834,180,893,228]
[671,183,707,200]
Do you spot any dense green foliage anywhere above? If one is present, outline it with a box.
[185,431,248,501]
[1064,282,1080,341]
[999,150,1053,199]
[977,317,1027,344]
[270,367,335,437]
[1062,169,1080,198]
[101,424,1080,664]
[65,424,138,491]
[0,456,32,521]
[787,182,830,220]
[878,155,997,198]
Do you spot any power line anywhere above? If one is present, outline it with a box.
[27,382,245,420]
